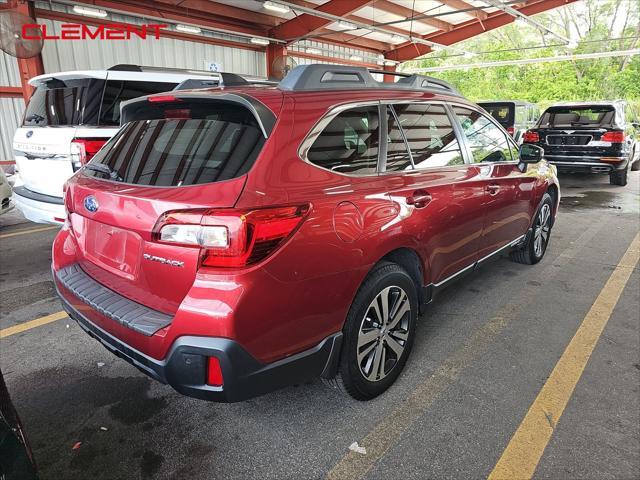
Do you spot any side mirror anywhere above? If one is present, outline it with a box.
[518,144,544,172]
[519,144,543,163]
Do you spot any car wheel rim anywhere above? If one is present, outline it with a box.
[534,204,551,258]
[357,286,411,382]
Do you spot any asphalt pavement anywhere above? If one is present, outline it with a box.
[0,171,638,480]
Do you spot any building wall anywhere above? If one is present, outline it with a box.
[0,51,23,162]
[36,2,266,76]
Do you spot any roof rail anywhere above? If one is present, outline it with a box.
[108,64,222,77]
[278,64,462,96]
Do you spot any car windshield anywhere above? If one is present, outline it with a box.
[478,103,514,127]
[83,100,266,186]
[538,106,616,127]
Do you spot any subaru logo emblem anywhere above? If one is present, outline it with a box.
[26,130,33,138]
[84,195,99,213]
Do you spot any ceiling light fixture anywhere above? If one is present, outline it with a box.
[337,20,357,30]
[250,37,270,45]
[72,5,108,18]
[263,1,290,14]
[175,24,201,34]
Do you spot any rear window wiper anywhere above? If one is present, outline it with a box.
[84,163,123,182]
[25,114,45,124]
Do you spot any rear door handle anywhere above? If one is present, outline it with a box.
[406,190,432,209]
[486,184,501,195]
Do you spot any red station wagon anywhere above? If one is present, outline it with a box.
[52,65,560,402]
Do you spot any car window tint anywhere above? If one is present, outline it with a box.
[453,107,515,163]
[86,101,265,186]
[99,81,177,126]
[385,106,413,171]
[307,106,380,175]
[388,103,464,171]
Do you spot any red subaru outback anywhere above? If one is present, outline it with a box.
[52,65,559,402]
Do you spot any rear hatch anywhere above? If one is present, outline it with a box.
[478,102,514,130]
[65,94,277,314]
[534,105,624,160]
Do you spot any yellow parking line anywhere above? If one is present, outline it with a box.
[0,311,67,339]
[488,231,640,480]
[0,225,59,239]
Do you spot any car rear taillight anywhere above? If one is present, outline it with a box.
[70,138,107,171]
[601,131,625,143]
[153,205,310,268]
[523,130,540,143]
[506,126,515,136]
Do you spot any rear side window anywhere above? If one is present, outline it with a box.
[307,106,380,175]
[85,101,265,186]
[99,80,177,126]
[23,78,104,126]
[388,103,464,171]
[539,106,616,127]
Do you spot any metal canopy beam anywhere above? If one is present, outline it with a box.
[437,0,488,20]
[386,0,577,62]
[374,0,454,32]
[270,0,374,40]
[483,0,570,42]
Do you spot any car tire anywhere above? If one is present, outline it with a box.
[510,193,553,265]
[610,167,628,186]
[332,262,418,401]
[631,159,640,171]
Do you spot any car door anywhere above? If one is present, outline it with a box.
[452,105,536,260]
[381,101,486,285]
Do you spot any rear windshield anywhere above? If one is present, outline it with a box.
[83,101,265,186]
[478,103,514,126]
[23,79,177,127]
[538,106,616,127]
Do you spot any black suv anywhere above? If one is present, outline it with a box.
[523,101,639,186]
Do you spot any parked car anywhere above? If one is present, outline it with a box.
[523,100,639,186]
[0,168,13,215]
[0,369,38,480]
[478,101,539,143]
[52,65,559,402]
[12,65,264,224]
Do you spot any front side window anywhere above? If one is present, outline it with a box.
[389,103,464,171]
[453,107,516,163]
[307,106,380,175]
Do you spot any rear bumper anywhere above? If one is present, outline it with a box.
[54,272,342,402]
[12,186,65,224]
[546,156,628,174]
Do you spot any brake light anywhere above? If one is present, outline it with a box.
[601,131,625,143]
[148,95,179,103]
[523,130,540,143]
[153,205,310,268]
[207,357,223,386]
[506,126,515,136]
[70,138,107,171]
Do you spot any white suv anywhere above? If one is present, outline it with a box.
[12,64,261,224]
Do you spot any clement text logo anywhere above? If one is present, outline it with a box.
[21,23,169,41]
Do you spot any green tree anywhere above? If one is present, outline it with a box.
[403,0,640,109]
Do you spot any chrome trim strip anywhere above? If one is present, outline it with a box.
[477,235,526,264]
[433,234,526,288]
[547,161,617,167]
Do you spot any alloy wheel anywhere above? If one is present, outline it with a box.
[534,203,551,257]
[357,286,411,382]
